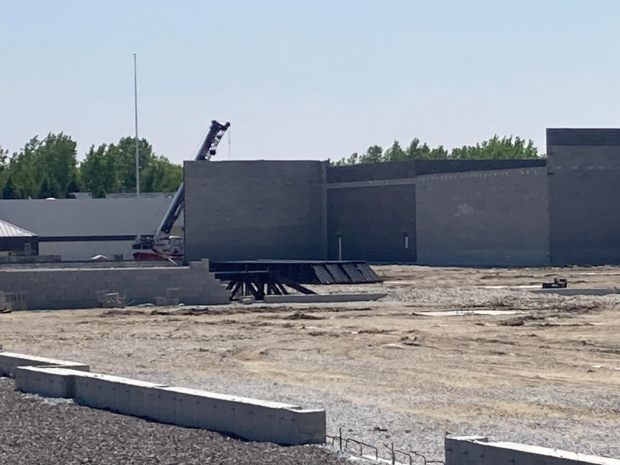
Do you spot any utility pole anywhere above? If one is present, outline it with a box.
[133,53,140,197]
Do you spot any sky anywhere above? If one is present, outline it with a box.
[1,0,619,163]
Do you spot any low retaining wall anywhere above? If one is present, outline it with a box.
[3,352,325,446]
[152,386,325,445]
[0,351,90,377]
[263,293,386,304]
[445,437,620,465]
[0,259,230,310]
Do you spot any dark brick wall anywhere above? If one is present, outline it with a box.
[327,161,417,183]
[327,159,545,183]
[184,161,327,261]
[414,159,546,175]
[547,129,620,265]
[415,169,550,266]
[327,184,416,262]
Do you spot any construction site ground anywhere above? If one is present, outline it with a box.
[1,265,619,461]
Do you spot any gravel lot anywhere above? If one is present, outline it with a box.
[1,265,619,462]
[0,378,345,465]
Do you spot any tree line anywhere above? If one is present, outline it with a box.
[0,133,542,199]
[333,135,541,165]
[0,133,182,199]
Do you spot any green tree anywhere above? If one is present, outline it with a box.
[384,141,407,161]
[79,137,182,197]
[0,146,8,197]
[8,137,42,198]
[333,152,359,166]
[141,156,183,192]
[2,175,15,199]
[450,135,539,160]
[406,139,449,160]
[358,145,384,164]
[107,137,155,193]
[37,133,80,197]
[6,134,79,198]
[80,144,121,197]
[333,134,540,165]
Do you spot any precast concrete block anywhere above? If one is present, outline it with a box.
[72,372,165,416]
[0,352,90,377]
[153,387,312,443]
[154,387,240,432]
[144,387,177,424]
[280,408,326,445]
[15,366,77,398]
[445,436,620,465]
[231,404,326,445]
[106,377,167,417]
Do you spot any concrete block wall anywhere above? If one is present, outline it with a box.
[0,260,230,310]
[3,352,326,446]
[415,168,550,266]
[445,436,620,465]
[184,160,327,262]
[547,129,620,265]
[327,183,417,262]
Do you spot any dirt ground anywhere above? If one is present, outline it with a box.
[1,265,619,460]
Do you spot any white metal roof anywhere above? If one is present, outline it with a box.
[0,219,36,237]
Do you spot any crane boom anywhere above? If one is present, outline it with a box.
[155,120,230,236]
[132,120,230,262]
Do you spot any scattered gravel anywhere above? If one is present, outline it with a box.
[0,378,346,465]
[134,370,620,461]
[386,286,620,313]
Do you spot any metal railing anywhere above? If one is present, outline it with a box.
[325,428,445,465]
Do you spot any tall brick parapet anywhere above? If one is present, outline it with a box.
[0,259,230,310]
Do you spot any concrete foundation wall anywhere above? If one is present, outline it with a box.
[327,184,416,262]
[0,260,230,310]
[415,168,550,266]
[184,161,327,262]
[7,353,325,446]
[0,351,90,377]
[15,366,82,398]
[445,436,620,465]
[152,386,325,445]
[547,130,620,265]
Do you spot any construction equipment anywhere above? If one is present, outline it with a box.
[132,120,230,262]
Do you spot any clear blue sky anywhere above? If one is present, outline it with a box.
[1,0,619,163]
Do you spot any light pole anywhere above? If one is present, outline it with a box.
[133,53,140,197]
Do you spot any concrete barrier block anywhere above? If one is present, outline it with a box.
[153,386,324,445]
[263,293,386,304]
[0,351,90,377]
[73,372,165,417]
[72,373,112,410]
[284,408,326,445]
[15,366,76,398]
[445,436,620,465]
[3,351,325,446]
